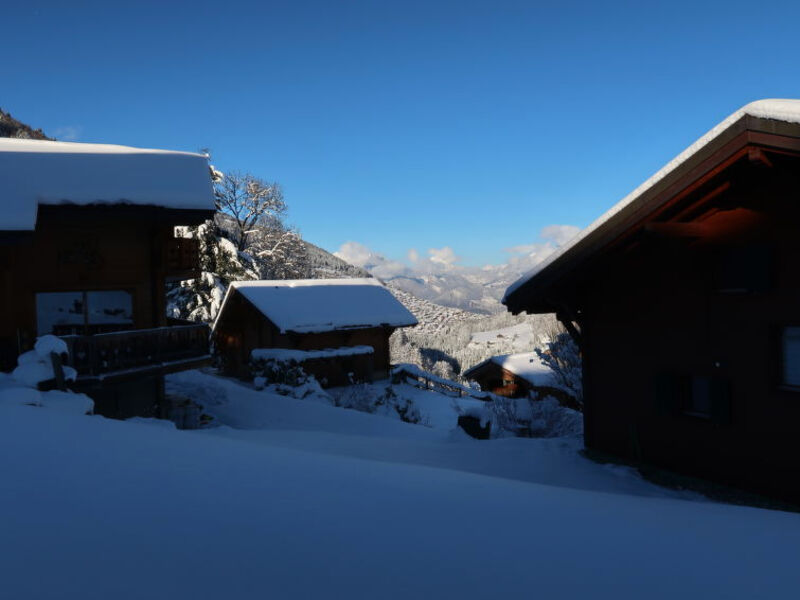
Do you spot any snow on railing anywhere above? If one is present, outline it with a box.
[391,363,492,401]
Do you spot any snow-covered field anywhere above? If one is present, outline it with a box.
[1,370,799,599]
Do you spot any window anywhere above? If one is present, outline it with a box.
[781,327,800,388]
[37,290,133,336]
[654,372,731,423]
[684,375,713,418]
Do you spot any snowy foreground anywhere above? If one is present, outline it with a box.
[2,371,799,599]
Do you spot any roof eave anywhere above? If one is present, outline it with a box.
[503,113,800,314]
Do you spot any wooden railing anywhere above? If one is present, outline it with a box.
[392,364,493,401]
[61,324,210,378]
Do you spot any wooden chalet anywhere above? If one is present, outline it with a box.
[213,278,417,386]
[462,352,576,408]
[0,138,216,418]
[503,99,800,502]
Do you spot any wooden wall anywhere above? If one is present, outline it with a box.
[0,205,203,370]
[575,156,800,501]
[214,290,395,383]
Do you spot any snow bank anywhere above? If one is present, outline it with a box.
[505,98,800,301]
[217,278,417,334]
[0,138,215,231]
[1,369,798,599]
[251,345,374,362]
[0,373,93,415]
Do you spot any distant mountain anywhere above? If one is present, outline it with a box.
[383,268,518,315]
[0,109,52,140]
[302,241,371,280]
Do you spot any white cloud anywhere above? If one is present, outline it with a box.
[427,246,458,266]
[540,224,581,246]
[334,241,375,268]
[335,222,581,286]
[334,241,410,279]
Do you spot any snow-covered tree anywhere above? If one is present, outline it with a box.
[214,171,287,252]
[535,332,583,407]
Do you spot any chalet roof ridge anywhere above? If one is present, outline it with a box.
[0,137,208,159]
[230,277,381,289]
[503,98,800,310]
[214,277,418,335]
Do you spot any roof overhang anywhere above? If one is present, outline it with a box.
[503,103,800,315]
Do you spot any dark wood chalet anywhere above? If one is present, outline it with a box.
[0,138,215,418]
[462,352,577,408]
[503,99,800,502]
[213,278,417,386]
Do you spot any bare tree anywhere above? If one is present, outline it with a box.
[214,171,287,252]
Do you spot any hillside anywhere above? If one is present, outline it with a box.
[0,108,52,140]
[386,284,481,335]
[303,240,371,279]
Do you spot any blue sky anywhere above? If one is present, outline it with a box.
[4,1,800,266]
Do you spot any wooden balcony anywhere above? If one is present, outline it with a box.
[165,237,201,281]
[61,324,211,383]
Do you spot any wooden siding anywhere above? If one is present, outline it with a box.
[0,205,205,369]
[214,289,395,385]
[549,151,800,502]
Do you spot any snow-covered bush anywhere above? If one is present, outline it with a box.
[249,357,331,403]
[535,332,583,407]
[332,385,422,424]
[487,394,582,438]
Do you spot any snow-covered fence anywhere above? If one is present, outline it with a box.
[391,364,491,401]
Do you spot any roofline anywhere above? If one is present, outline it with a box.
[211,281,419,335]
[503,109,800,314]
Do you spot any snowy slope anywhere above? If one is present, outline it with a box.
[1,371,799,599]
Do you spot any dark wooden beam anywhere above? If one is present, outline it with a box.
[644,222,711,238]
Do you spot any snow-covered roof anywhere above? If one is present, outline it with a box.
[464,352,558,388]
[0,138,215,231]
[217,278,418,334]
[504,99,800,307]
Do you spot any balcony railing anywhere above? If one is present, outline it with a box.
[61,324,211,381]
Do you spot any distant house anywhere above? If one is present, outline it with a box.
[0,138,216,418]
[463,352,576,407]
[503,99,800,502]
[212,278,417,385]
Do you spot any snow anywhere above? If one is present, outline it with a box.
[505,98,800,302]
[0,369,799,598]
[251,345,374,362]
[464,351,558,388]
[33,334,68,357]
[492,352,558,387]
[468,322,539,352]
[12,335,77,387]
[0,138,215,231]
[0,373,93,415]
[216,278,418,334]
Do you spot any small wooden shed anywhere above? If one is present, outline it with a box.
[212,278,417,385]
[463,352,577,407]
